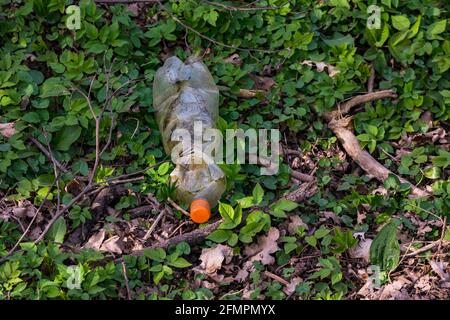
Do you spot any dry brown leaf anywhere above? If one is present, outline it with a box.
[198,244,233,275]
[372,186,388,195]
[84,230,106,250]
[248,74,276,91]
[429,260,449,282]
[245,227,280,265]
[322,211,341,224]
[301,60,340,78]
[12,207,28,219]
[378,277,411,300]
[0,122,16,138]
[127,3,139,16]
[284,277,302,295]
[235,266,250,282]
[100,235,123,254]
[236,228,280,282]
[287,215,308,235]
[357,210,367,225]
[242,285,255,300]
[349,238,372,264]
[28,226,42,241]
[223,53,243,66]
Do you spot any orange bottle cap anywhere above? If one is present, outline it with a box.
[190,199,211,224]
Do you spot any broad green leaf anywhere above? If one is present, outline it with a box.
[40,78,69,98]
[167,257,192,268]
[392,15,410,31]
[237,196,254,209]
[305,236,317,247]
[205,10,218,26]
[271,199,298,212]
[424,167,441,179]
[23,112,40,123]
[284,242,297,254]
[46,217,67,244]
[329,0,350,9]
[252,183,264,205]
[370,219,401,271]
[426,20,447,40]
[219,202,234,221]
[144,248,166,262]
[207,229,232,243]
[157,162,170,175]
[314,228,330,239]
[54,126,81,151]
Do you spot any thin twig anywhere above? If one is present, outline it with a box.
[0,178,57,262]
[167,197,190,217]
[29,137,69,174]
[404,240,449,257]
[434,216,447,259]
[324,90,429,198]
[34,184,94,243]
[324,90,397,122]
[108,176,145,185]
[96,0,157,2]
[168,220,192,238]
[44,132,62,212]
[290,170,314,182]
[367,65,375,93]
[73,78,100,186]
[264,270,290,286]
[201,0,287,11]
[156,0,283,54]
[143,208,166,240]
[120,260,132,300]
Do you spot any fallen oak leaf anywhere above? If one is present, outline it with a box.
[198,244,233,275]
[245,227,280,265]
[301,60,340,78]
[235,228,280,282]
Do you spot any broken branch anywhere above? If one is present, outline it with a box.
[324,90,429,198]
[324,90,397,122]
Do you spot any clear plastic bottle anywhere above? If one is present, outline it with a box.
[153,56,226,223]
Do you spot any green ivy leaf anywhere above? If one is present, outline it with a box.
[205,10,218,26]
[252,183,264,205]
[305,236,317,247]
[40,78,69,98]
[144,248,166,262]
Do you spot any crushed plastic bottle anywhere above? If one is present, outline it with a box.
[153,56,226,223]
